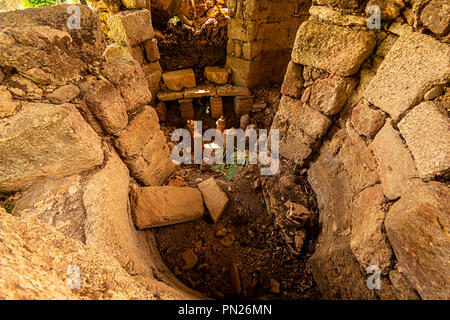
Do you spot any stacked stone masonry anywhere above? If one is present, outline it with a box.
[272,1,450,299]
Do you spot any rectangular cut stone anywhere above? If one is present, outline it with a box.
[197,178,229,223]
[143,38,160,62]
[204,66,229,84]
[162,69,196,91]
[131,186,204,228]
[291,19,376,76]
[184,85,216,99]
[216,85,251,97]
[370,123,418,200]
[210,96,223,119]
[107,9,154,47]
[179,99,195,120]
[364,32,450,120]
[397,101,450,180]
[275,95,332,140]
[157,91,184,101]
[234,95,254,116]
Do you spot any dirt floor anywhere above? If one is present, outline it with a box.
[154,87,322,300]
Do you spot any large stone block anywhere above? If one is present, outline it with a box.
[350,184,393,274]
[292,19,376,76]
[309,75,357,115]
[144,38,160,62]
[114,106,174,186]
[385,181,450,299]
[131,186,204,228]
[101,57,152,111]
[397,101,450,180]
[364,32,450,121]
[204,66,229,85]
[162,69,196,91]
[227,18,259,41]
[313,0,367,10]
[197,178,229,223]
[80,77,128,135]
[108,9,154,47]
[420,0,450,36]
[370,122,418,200]
[0,103,104,192]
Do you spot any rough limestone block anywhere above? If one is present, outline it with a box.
[397,101,450,180]
[420,0,450,36]
[0,103,104,192]
[281,61,304,98]
[162,69,196,91]
[364,32,450,120]
[131,45,144,65]
[101,57,152,111]
[47,84,80,104]
[80,77,128,135]
[204,66,229,84]
[179,99,195,120]
[210,96,224,119]
[144,38,160,62]
[131,186,204,228]
[385,181,450,299]
[227,18,259,41]
[108,9,154,47]
[370,122,418,200]
[197,178,229,223]
[351,100,386,139]
[142,62,162,101]
[309,75,357,115]
[350,184,393,273]
[0,88,19,117]
[103,43,134,62]
[216,85,251,97]
[292,19,376,76]
[233,95,254,117]
[121,0,147,9]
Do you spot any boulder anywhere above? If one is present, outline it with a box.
[197,178,229,223]
[0,103,104,192]
[385,181,450,299]
[131,186,204,228]
[292,19,376,76]
[47,84,80,104]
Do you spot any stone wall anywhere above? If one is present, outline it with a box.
[226,0,311,88]
[272,0,449,299]
[0,5,200,299]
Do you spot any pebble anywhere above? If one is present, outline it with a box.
[220,234,235,247]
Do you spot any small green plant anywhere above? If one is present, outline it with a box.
[211,148,249,181]
[21,0,66,8]
[0,194,15,214]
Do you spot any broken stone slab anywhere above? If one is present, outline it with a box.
[107,9,154,47]
[162,69,196,91]
[184,85,217,99]
[385,181,450,299]
[157,91,184,101]
[364,32,450,121]
[398,101,450,180]
[233,95,254,117]
[0,102,104,192]
[47,84,80,104]
[370,122,418,200]
[292,18,377,77]
[197,178,229,223]
[204,66,229,84]
[216,84,251,97]
[131,186,204,229]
